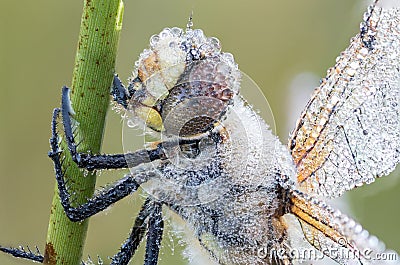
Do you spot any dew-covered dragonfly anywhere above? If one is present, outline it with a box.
[1,0,399,264]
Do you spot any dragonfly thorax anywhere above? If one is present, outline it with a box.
[132,95,298,265]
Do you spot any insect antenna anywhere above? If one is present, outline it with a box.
[186,10,194,31]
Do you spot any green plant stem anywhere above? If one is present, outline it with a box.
[44,1,124,264]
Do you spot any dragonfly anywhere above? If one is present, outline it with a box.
[0,0,399,264]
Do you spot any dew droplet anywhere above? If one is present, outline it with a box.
[150,34,160,47]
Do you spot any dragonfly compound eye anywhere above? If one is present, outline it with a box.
[162,57,239,137]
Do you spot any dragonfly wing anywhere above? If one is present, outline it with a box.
[289,1,400,198]
[289,189,399,264]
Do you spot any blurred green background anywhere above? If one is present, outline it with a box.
[0,1,399,264]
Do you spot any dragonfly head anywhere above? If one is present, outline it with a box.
[126,27,241,139]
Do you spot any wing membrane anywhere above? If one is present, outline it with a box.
[289,2,400,198]
[290,189,398,264]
